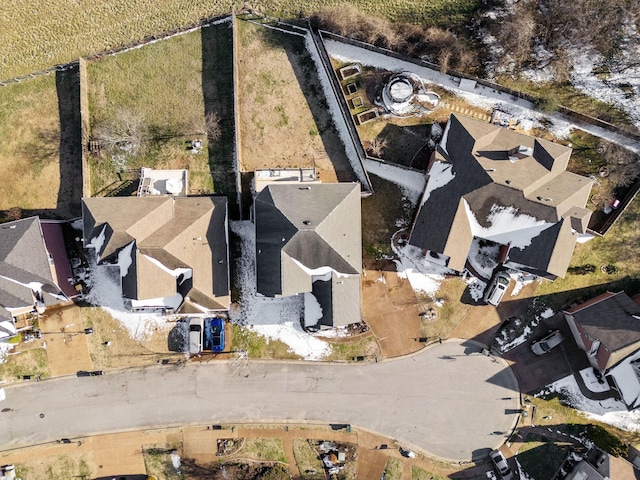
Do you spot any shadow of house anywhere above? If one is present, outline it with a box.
[55,65,83,218]
[201,20,238,217]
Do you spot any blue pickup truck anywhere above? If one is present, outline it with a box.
[203,317,225,352]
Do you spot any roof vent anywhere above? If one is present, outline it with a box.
[302,220,311,225]
[299,186,311,190]
[536,196,553,202]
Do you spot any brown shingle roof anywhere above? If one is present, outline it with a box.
[82,196,229,311]
[409,114,593,278]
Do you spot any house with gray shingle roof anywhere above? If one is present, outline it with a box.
[254,183,362,329]
[409,114,593,280]
[0,217,69,333]
[564,291,640,409]
[82,196,230,313]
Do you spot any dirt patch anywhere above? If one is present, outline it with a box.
[236,20,355,184]
[361,268,423,358]
[40,304,93,376]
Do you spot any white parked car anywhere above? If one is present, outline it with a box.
[531,329,565,355]
[489,450,513,480]
[188,318,203,354]
[484,272,511,306]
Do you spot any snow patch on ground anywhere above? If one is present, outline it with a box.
[391,234,451,297]
[537,374,640,431]
[466,275,487,302]
[608,350,640,409]
[363,159,425,205]
[326,39,640,153]
[579,367,610,394]
[230,221,330,361]
[0,342,14,363]
[83,249,171,341]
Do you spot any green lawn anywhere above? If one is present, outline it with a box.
[86,22,235,196]
[516,433,574,480]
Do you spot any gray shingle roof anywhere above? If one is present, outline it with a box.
[255,183,362,327]
[566,291,640,369]
[409,114,593,278]
[0,217,67,320]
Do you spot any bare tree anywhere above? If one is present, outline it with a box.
[205,112,222,143]
[367,137,388,158]
[93,109,148,155]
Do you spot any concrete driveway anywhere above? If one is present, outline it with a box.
[0,340,519,463]
[503,313,590,393]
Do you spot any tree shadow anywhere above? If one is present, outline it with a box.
[55,65,84,218]
[167,320,188,353]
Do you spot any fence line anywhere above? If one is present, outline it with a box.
[231,11,244,220]
[78,58,91,199]
[0,14,232,87]
[318,30,640,142]
[308,27,373,193]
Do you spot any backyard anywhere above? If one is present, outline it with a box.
[0,70,83,220]
[86,20,235,198]
[235,19,354,185]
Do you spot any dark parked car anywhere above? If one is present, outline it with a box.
[204,317,225,352]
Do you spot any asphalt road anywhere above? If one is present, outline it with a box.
[0,340,519,462]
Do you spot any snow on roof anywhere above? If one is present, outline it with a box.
[420,161,455,206]
[609,350,640,409]
[464,201,553,250]
[131,293,183,311]
[142,253,192,284]
[88,224,107,252]
[363,159,426,205]
[117,242,134,277]
[230,220,331,360]
[83,249,171,341]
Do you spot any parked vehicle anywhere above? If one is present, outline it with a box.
[489,450,513,480]
[531,329,565,355]
[77,370,104,377]
[189,318,204,354]
[204,317,225,352]
[484,272,511,306]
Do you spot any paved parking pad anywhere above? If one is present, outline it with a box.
[0,340,519,462]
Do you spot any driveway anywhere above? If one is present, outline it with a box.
[503,313,590,393]
[0,340,519,463]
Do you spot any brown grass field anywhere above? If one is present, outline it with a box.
[0,0,477,80]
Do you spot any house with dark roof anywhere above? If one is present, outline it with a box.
[254,183,362,329]
[409,114,593,280]
[0,217,69,334]
[82,196,230,313]
[563,291,640,408]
